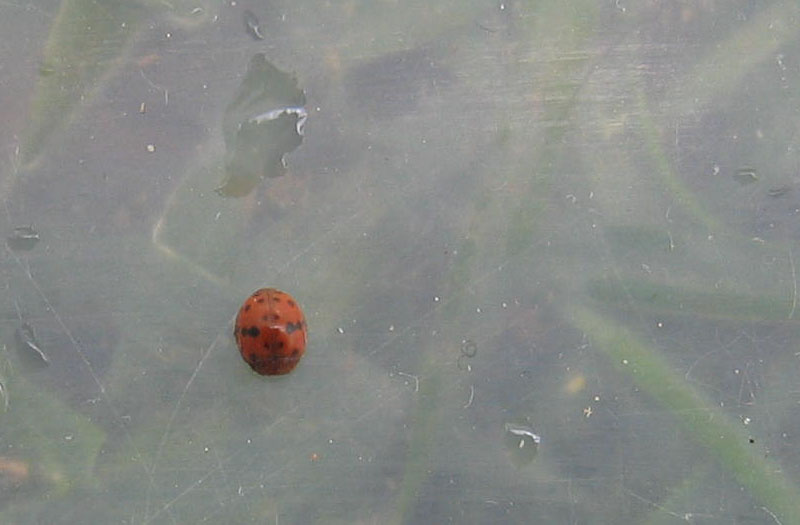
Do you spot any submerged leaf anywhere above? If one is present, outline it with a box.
[217,54,307,197]
[19,0,145,168]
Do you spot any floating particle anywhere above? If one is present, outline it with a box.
[733,167,758,185]
[146,144,156,153]
[7,226,39,251]
[767,185,790,197]
[243,10,264,40]
[460,339,477,358]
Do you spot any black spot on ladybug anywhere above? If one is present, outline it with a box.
[287,300,295,307]
[242,326,260,337]
[291,348,300,356]
[244,304,251,311]
[273,296,281,303]
[285,321,303,334]
[277,341,284,348]
[256,298,265,303]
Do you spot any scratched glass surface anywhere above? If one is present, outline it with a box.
[0,1,799,523]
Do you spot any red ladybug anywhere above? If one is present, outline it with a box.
[234,288,307,375]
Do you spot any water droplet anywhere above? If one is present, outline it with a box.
[7,226,40,251]
[460,339,478,358]
[243,10,264,40]
[504,421,540,466]
[15,322,49,367]
[733,167,758,185]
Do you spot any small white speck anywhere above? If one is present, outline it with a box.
[501,302,507,308]
[622,359,628,365]
[204,447,209,453]
[388,325,394,332]
[434,296,440,302]
[65,435,73,441]
[337,327,345,334]
[146,144,156,153]
[476,307,481,313]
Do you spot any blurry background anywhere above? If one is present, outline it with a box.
[0,0,799,523]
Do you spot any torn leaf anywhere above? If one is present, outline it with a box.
[217,54,307,197]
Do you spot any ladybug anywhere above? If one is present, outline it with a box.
[234,288,307,375]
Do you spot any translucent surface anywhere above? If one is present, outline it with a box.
[1,1,800,523]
